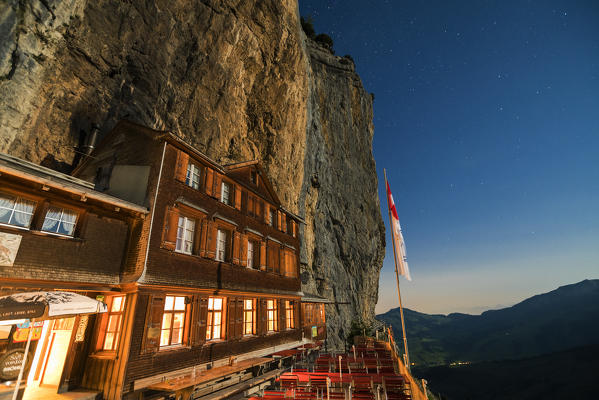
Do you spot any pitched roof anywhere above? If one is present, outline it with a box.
[0,152,148,214]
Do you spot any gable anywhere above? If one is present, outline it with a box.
[225,162,280,206]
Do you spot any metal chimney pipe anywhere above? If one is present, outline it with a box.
[82,123,100,156]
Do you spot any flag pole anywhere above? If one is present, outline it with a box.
[383,168,411,369]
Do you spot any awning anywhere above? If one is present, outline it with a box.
[0,291,107,321]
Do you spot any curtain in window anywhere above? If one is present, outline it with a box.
[42,208,61,232]
[59,210,77,235]
[0,196,14,223]
[13,199,35,227]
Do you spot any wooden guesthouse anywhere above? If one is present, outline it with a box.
[0,120,327,399]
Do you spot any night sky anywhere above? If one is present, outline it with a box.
[298,0,599,315]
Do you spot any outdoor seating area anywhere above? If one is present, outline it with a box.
[248,337,413,400]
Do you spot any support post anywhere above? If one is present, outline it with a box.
[384,169,411,369]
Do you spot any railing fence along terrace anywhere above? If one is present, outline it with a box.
[249,332,428,400]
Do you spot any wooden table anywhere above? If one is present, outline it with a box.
[147,357,272,392]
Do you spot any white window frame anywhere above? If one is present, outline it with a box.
[206,297,224,340]
[221,181,231,205]
[285,301,295,329]
[0,193,36,229]
[186,163,202,190]
[267,299,278,332]
[175,216,195,255]
[216,229,228,262]
[247,241,254,268]
[243,299,255,336]
[41,206,78,236]
[160,295,187,347]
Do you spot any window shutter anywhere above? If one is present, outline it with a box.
[232,232,241,265]
[240,234,248,267]
[259,240,267,271]
[291,252,298,278]
[205,168,214,197]
[206,221,217,258]
[292,220,297,237]
[263,204,270,224]
[234,185,242,210]
[279,247,286,276]
[192,218,203,255]
[277,211,282,230]
[144,295,165,353]
[258,299,267,336]
[162,207,179,250]
[197,297,209,344]
[191,296,206,346]
[227,298,237,340]
[294,301,300,329]
[281,213,287,233]
[236,299,244,336]
[213,174,222,200]
[279,299,286,331]
[266,244,273,273]
[198,219,208,257]
[175,151,189,182]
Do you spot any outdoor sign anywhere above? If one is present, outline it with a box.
[311,326,317,338]
[0,297,45,321]
[12,321,43,343]
[0,232,22,267]
[0,349,26,380]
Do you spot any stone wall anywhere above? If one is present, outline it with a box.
[0,0,385,348]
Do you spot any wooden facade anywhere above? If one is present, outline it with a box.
[0,153,147,397]
[71,121,307,398]
[0,120,326,399]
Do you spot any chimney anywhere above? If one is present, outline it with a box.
[82,123,100,156]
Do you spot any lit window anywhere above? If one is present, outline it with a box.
[175,216,195,255]
[41,206,77,236]
[0,193,36,228]
[216,229,228,262]
[102,296,126,351]
[186,163,202,190]
[206,297,224,340]
[243,299,255,336]
[160,296,186,347]
[267,300,278,332]
[285,301,295,329]
[221,181,232,205]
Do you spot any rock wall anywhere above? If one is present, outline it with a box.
[0,0,385,349]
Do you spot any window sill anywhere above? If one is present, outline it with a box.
[174,249,194,257]
[29,230,82,241]
[89,351,118,360]
[205,338,226,344]
[0,223,31,232]
[157,344,191,354]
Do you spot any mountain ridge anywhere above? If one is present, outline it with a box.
[378,279,599,366]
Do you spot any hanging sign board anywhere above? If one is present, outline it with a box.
[12,321,43,343]
[0,349,26,380]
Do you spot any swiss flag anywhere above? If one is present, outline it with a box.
[386,180,411,281]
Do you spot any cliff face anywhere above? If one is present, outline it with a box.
[0,0,385,348]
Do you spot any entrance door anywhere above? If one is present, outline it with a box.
[39,318,75,387]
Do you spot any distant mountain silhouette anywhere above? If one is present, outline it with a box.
[377,279,599,366]
[414,344,599,400]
